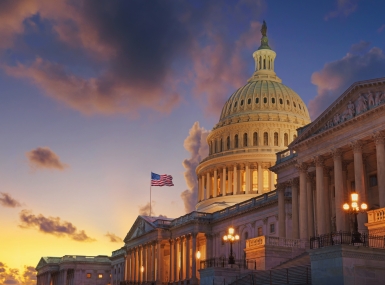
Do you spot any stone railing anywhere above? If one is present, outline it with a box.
[200,147,281,163]
[111,248,126,257]
[246,236,308,249]
[367,208,385,223]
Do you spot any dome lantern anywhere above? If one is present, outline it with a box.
[249,20,281,83]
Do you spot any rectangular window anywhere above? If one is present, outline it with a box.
[86,273,91,278]
[98,273,103,279]
[370,174,378,187]
[270,223,275,234]
[257,227,263,236]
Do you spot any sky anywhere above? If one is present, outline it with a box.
[1,0,385,283]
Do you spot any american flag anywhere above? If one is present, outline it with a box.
[151,172,174,187]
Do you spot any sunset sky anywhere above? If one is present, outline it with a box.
[1,1,385,283]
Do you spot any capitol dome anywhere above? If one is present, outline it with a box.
[196,21,311,213]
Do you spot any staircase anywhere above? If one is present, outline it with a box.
[272,252,310,269]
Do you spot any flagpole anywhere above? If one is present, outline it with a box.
[150,177,152,218]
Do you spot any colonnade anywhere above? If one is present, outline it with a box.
[37,269,73,285]
[277,135,385,240]
[198,163,276,202]
[125,234,201,284]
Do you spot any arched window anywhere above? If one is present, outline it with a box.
[227,136,230,150]
[209,142,212,155]
[234,102,238,108]
[243,133,248,147]
[264,132,268,146]
[264,97,267,103]
[248,98,251,104]
[214,139,217,153]
[284,133,288,146]
[253,132,258,146]
[256,98,259,104]
[244,232,249,240]
[272,98,275,104]
[235,134,239,148]
[274,132,278,146]
[220,138,223,152]
[279,98,283,104]
[241,100,244,106]
[263,58,266,69]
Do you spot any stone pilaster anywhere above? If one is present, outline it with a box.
[314,155,326,235]
[374,132,385,207]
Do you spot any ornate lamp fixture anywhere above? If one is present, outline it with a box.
[343,191,368,243]
[223,227,240,264]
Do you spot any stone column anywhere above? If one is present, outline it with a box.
[306,174,315,237]
[250,165,255,192]
[222,167,226,196]
[323,167,331,233]
[186,235,191,282]
[258,163,263,193]
[297,163,308,240]
[374,132,385,207]
[191,233,197,283]
[332,148,345,232]
[180,237,184,281]
[201,175,205,201]
[168,240,173,283]
[277,183,286,238]
[351,140,367,230]
[233,165,238,195]
[213,169,218,198]
[152,242,156,282]
[198,176,202,201]
[144,245,148,282]
[206,172,211,199]
[291,178,299,239]
[174,238,178,282]
[314,156,326,235]
[228,169,233,194]
[245,163,250,194]
[342,162,350,231]
[270,169,275,190]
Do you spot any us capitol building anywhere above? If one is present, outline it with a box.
[35,23,385,285]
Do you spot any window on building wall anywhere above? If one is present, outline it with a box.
[299,104,301,109]
[234,102,238,108]
[263,97,267,103]
[244,232,249,240]
[257,227,263,236]
[279,98,283,104]
[253,170,258,192]
[253,132,258,146]
[274,132,278,146]
[256,98,259,104]
[98,274,103,279]
[235,135,238,148]
[227,136,230,150]
[287,100,290,105]
[248,98,251,104]
[214,140,217,153]
[284,133,288,146]
[369,174,378,187]
[243,133,248,147]
[293,102,296,107]
[241,100,244,106]
[270,223,275,233]
[263,132,268,146]
[86,273,92,278]
[272,98,275,104]
[209,142,212,155]
[220,139,223,152]
[351,181,355,191]
[263,170,269,191]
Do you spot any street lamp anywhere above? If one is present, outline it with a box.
[343,191,368,243]
[223,227,240,264]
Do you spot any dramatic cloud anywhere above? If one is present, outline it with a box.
[324,0,358,20]
[0,262,36,285]
[181,122,209,213]
[309,43,385,119]
[0,193,22,208]
[138,201,167,218]
[26,147,68,171]
[0,0,263,118]
[19,210,96,242]
[105,232,123,243]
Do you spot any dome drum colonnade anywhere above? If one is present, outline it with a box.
[196,20,311,212]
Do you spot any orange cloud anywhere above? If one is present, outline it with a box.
[309,44,385,119]
[19,210,96,242]
[26,147,68,171]
[105,232,123,243]
[0,192,22,208]
[0,262,36,285]
[181,122,209,213]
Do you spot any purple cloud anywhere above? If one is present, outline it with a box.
[26,147,68,171]
[0,193,22,208]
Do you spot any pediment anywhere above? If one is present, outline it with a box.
[124,216,156,242]
[36,257,48,270]
[293,77,385,147]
